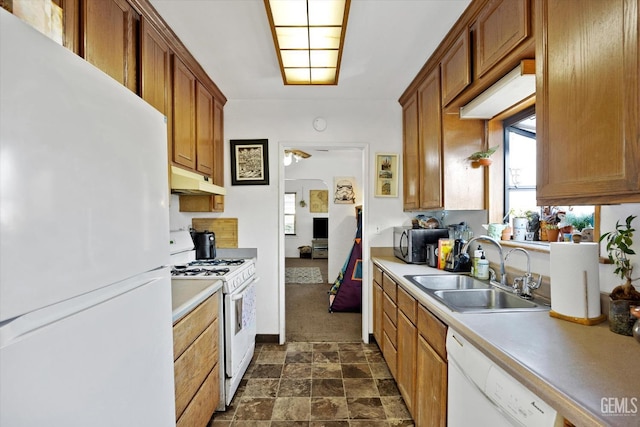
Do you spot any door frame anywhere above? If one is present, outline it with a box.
[278,141,370,344]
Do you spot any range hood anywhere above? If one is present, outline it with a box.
[170,166,226,196]
[460,59,535,119]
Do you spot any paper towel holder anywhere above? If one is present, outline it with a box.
[550,270,606,325]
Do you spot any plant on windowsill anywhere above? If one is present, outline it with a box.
[468,145,499,166]
[599,215,640,335]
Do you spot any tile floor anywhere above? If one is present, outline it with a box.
[209,342,414,426]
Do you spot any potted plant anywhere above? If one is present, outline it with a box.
[540,206,561,241]
[599,215,640,335]
[469,145,499,166]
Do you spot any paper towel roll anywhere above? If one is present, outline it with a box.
[550,242,601,320]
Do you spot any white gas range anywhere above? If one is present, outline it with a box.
[169,230,258,410]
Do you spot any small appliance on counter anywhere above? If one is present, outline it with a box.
[191,230,216,259]
[444,238,472,273]
[394,226,449,264]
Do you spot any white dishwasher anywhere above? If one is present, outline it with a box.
[446,329,560,427]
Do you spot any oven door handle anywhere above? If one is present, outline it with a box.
[230,277,259,301]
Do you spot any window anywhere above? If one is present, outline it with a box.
[284,192,296,235]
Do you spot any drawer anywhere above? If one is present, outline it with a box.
[176,363,219,427]
[418,304,447,360]
[174,320,218,419]
[383,292,397,325]
[173,293,218,360]
[374,265,383,285]
[397,286,417,324]
[382,273,397,302]
[382,331,398,379]
[383,312,397,347]
[313,249,328,258]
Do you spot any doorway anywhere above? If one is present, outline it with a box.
[278,142,369,344]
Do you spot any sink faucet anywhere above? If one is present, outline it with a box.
[461,235,507,288]
[504,247,542,299]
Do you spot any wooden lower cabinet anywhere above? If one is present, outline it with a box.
[396,310,417,416]
[372,280,383,348]
[173,292,220,427]
[415,334,447,427]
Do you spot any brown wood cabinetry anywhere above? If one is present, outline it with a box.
[535,0,640,205]
[140,18,171,117]
[172,56,198,170]
[396,287,417,417]
[372,268,383,348]
[173,292,220,427]
[196,82,214,176]
[414,303,447,427]
[441,29,471,106]
[381,272,398,379]
[474,0,531,79]
[402,93,421,211]
[82,0,138,92]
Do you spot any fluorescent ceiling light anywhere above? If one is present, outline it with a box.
[265,0,350,85]
[460,60,536,119]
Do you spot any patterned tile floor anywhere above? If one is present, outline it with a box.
[209,342,414,426]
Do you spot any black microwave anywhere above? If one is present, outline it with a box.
[393,226,449,264]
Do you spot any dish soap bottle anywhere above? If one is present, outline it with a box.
[472,245,483,278]
[476,252,490,280]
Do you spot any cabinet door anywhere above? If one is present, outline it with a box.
[475,0,530,78]
[140,18,170,116]
[172,57,197,170]
[402,93,421,211]
[441,29,471,106]
[536,0,640,205]
[415,335,447,427]
[213,98,225,187]
[417,68,443,209]
[83,0,138,92]
[373,281,383,348]
[196,82,214,177]
[397,310,417,418]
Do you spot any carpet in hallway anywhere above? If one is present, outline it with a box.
[286,267,323,284]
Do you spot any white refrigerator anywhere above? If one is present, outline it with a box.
[0,9,175,427]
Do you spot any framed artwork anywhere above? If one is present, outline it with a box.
[333,176,356,204]
[375,153,398,197]
[310,190,329,213]
[230,139,269,185]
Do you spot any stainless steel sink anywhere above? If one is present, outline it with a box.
[404,274,491,291]
[404,274,549,313]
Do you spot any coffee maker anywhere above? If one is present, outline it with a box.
[444,223,472,272]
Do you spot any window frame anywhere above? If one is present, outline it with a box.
[284,192,297,235]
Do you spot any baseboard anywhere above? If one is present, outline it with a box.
[256,334,279,344]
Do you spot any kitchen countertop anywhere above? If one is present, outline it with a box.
[373,256,640,427]
[171,279,223,323]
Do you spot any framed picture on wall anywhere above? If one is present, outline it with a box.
[375,153,398,197]
[310,190,329,213]
[333,176,356,204]
[230,139,269,185]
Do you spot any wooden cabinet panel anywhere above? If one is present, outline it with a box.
[140,18,171,116]
[417,68,443,209]
[383,311,397,347]
[417,304,447,361]
[176,364,219,427]
[536,0,640,204]
[402,93,421,210]
[397,310,417,417]
[475,0,530,78]
[373,265,383,286]
[83,0,138,92]
[174,320,217,419]
[173,56,197,170]
[397,286,417,324]
[383,293,397,326]
[441,29,471,106]
[373,281,383,347]
[382,273,397,302]
[173,295,218,360]
[212,98,225,187]
[196,82,214,176]
[415,334,447,427]
[382,330,397,379]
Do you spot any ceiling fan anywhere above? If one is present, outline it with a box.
[284,149,311,165]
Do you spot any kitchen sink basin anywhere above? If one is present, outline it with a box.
[404,274,549,313]
[404,274,491,291]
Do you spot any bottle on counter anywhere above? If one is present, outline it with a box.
[472,245,483,278]
[476,252,490,280]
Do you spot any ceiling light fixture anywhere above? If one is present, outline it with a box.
[264,0,350,85]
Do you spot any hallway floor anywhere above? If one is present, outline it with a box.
[209,341,414,426]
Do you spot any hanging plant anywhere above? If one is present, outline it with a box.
[468,145,499,166]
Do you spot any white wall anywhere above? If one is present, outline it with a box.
[284,179,328,258]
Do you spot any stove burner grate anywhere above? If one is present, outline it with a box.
[171,267,230,277]
[189,259,245,267]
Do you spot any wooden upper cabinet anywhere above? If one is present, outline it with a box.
[140,18,171,116]
[440,29,471,106]
[172,56,197,170]
[475,0,530,79]
[196,82,214,177]
[402,93,421,211]
[212,98,225,187]
[536,0,640,205]
[417,68,443,210]
[83,0,138,92]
